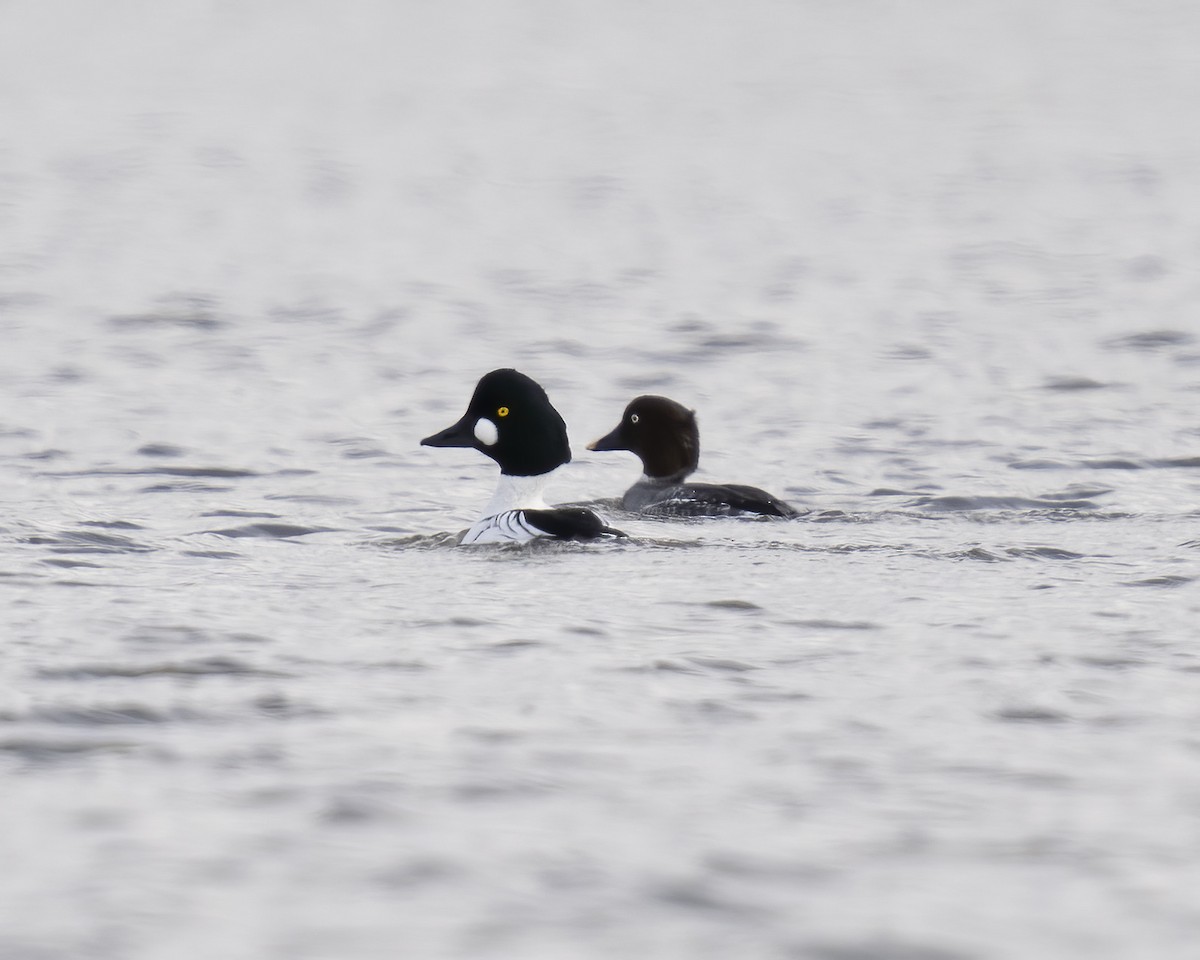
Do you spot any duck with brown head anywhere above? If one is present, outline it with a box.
[589,395,800,518]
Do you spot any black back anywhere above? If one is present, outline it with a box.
[628,481,802,519]
[523,508,627,540]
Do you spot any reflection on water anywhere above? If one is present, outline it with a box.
[3,1,1200,958]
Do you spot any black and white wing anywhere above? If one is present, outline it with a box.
[461,508,625,544]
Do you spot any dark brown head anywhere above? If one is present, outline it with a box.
[587,395,699,482]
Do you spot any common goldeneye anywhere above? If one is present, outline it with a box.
[421,369,626,544]
[588,395,800,518]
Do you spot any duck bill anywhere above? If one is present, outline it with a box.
[421,415,476,448]
[587,425,626,452]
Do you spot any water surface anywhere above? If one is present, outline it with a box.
[3,2,1200,958]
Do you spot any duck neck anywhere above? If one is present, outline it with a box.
[641,468,692,486]
[480,472,551,518]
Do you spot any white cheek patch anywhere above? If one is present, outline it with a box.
[473,417,499,446]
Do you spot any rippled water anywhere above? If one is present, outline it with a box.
[3,2,1200,958]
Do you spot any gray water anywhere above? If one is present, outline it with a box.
[3,2,1200,958]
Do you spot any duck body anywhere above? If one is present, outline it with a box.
[458,472,622,543]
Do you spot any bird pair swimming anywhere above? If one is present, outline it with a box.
[421,368,799,544]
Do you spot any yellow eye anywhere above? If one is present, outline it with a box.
[497,406,509,417]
